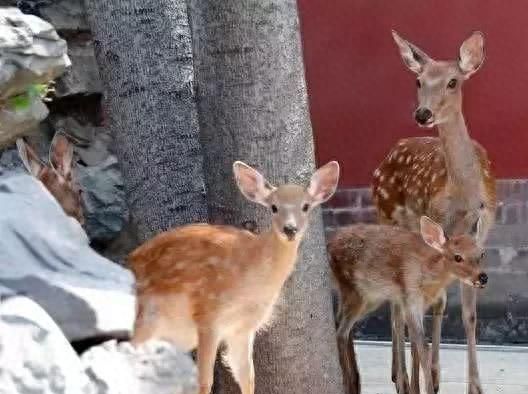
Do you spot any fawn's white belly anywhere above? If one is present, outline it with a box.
[149,293,198,351]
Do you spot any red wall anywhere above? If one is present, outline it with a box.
[298,0,528,186]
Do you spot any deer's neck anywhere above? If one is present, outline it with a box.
[438,112,481,193]
[422,255,455,303]
[259,230,300,285]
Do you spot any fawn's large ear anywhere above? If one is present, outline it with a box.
[233,161,275,206]
[459,31,485,79]
[392,30,432,74]
[16,138,43,177]
[49,133,73,178]
[307,161,340,206]
[420,216,446,252]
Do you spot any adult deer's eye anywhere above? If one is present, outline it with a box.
[447,78,457,89]
[454,254,463,263]
[302,203,310,212]
[416,79,422,88]
[271,204,278,213]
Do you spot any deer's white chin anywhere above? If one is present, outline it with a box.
[417,120,435,129]
[462,278,485,289]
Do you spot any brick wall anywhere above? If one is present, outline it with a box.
[323,179,528,344]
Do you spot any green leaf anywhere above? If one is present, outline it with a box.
[7,93,31,111]
[28,83,49,98]
[4,83,52,111]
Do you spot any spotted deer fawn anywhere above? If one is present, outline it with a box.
[329,216,488,394]
[16,133,84,224]
[129,160,340,394]
[371,31,496,394]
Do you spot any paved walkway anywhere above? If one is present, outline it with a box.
[355,341,528,394]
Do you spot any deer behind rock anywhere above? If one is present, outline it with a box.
[17,133,84,225]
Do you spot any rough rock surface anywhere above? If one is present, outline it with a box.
[82,340,198,394]
[0,173,134,341]
[0,7,70,146]
[77,155,128,242]
[0,296,198,394]
[55,38,102,97]
[0,296,92,394]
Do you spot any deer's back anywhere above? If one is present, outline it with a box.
[129,223,257,296]
[372,137,496,227]
[328,224,430,302]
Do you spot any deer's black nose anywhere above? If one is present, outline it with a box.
[478,272,488,285]
[415,108,433,125]
[283,225,298,239]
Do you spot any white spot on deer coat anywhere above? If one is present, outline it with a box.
[379,187,390,200]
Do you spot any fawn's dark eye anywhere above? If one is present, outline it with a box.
[447,78,457,89]
[416,79,421,88]
[302,203,310,212]
[454,254,463,263]
[271,204,278,213]
[480,252,485,260]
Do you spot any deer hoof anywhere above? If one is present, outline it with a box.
[432,366,440,393]
[468,382,483,394]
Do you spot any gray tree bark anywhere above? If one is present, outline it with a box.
[85,0,208,242]
[187,1,343,393]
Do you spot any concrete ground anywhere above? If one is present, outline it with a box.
[355,341,528,394]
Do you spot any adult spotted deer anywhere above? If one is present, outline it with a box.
[371,31,496,394]
[329,216,488,394]
[17,133,84,224]
[129,160,339,394]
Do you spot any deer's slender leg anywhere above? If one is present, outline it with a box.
[197,328,221,394]
[461,283,483,394]
[391,307,398,383]
[431,291,447,393]
[392,303,410,394]
[410,342,420,394]
[224,332,255,394]
[405,301,434,394]
[336,294,365,394]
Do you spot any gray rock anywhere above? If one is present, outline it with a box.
[55,39,102,97]
[0,7,70,146]
[0,7,70,97]
[39,0,89,31]
[0,95,49,146]
[82,340,198,394]
[0,296,198,394]
[77,155,128,242]
[0,296,93,394]
[0,173,134,341]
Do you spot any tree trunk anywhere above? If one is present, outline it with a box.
[188,1,343,393]
[85,0,208,242]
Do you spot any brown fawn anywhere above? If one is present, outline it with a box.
[329,216,488,394]
[371,31,496,394]
[16,133,85,225]
[129,160,340,394]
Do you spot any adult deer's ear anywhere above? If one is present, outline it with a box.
[392,30,432,74]
[420,216,446,253]
[459,31,485,79]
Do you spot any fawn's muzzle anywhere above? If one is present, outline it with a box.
[478,272,488,286]
[283,225,298,240]
[414,107,433,125]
